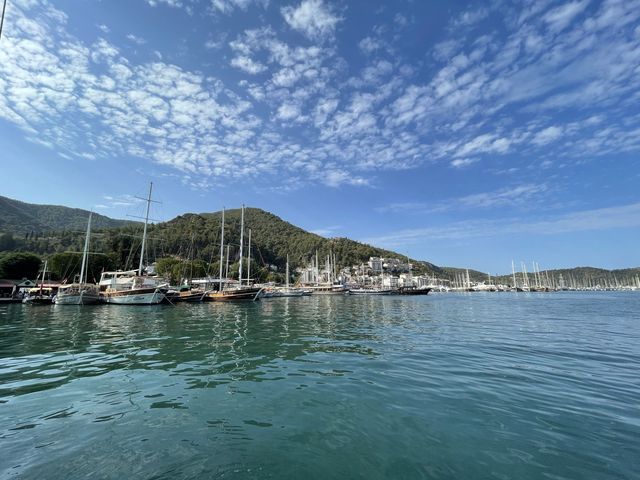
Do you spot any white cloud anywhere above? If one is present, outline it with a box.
[365,202,640,246]
[230,55,267,74]
[276,102,301,121]
[147,0,185,8]
[281,0,342,41]
[378,184,549,213]
[359,36,382,54]
[1,0,640,195]
[532,126,563,145]
[544,0,590,32]
[126,34,146,45]
[210,0,266,14]
[450,158,477,168]
[324,169,369,187]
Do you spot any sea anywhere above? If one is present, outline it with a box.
[1,292,638,479]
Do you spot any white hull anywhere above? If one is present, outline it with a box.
[102,290,165,305]
[263,291,305,298]
[349,289,392,295]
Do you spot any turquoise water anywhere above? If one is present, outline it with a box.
[1,293,639,479]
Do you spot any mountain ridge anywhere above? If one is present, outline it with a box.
[0,195,136,234]
[0,196,637,283]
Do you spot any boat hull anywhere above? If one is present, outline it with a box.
[177,291,209,302]
[263,291,305,298]
[349,289,392,295]
[395,287,432,296]
[205,287,262,302]
[102,288,166,305]
[22,297,53,305]
[55,292,101,305]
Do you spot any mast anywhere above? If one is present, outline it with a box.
[0,0,7,41]
[522,262,530,288]
[218,208,225,292]
[247,228,252,285]
[238,205,245,286]
[138,182,153,275]
[40,260,48,296]
[79,212,92,286]
[225,245,230,280]
[286,254,290,289]
[511,260,517,288]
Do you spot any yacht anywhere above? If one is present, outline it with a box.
[22,260,54,305]
[99,183,168,305]
[55,213,100,305]
[204,205,262,302]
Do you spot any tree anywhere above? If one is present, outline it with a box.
[155,257,181,284]
[0,252,42,279]
[49,252,82,281]
[0,233,16,251]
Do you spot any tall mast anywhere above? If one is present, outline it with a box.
[286,254,290,289]
[80,212,92,285]
[247,228,252,285]
[511,260,517,288]
[0,0,7,41]
[238,205,245,286]
[138,182,153,275]
[225,245,230,279]
[219,208,225,291]
[40,260,47,295]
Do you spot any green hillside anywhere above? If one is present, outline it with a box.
[140,207,442,275]
[0,205,442,279]
[0,195,135,235]
[1,196,637,285]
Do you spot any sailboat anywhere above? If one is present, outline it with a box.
[98,183,168,305]
[55,213,101,305]
[305,250,349,294]
[22,260,54,305]
[263,255,305,297]
[205,205,262,301]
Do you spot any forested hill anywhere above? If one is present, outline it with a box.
[0,205,442,278]
[0,195,135,235]
[151,207,442,275]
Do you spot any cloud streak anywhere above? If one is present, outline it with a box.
[365,202,640,247]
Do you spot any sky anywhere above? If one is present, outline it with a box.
[0,0,639,274]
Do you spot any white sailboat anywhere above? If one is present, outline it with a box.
[22,260,54,304]
[55,213,101,305]
[263,255,305,297]
[99,182,168,305]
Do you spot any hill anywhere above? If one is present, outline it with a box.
[144,207,442,275]
[1,197,636,285]
[0,204,442,278]
[0,195,135,235]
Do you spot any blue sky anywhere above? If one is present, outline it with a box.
[0,0,639,274]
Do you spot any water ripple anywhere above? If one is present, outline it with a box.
[1,293,639,479]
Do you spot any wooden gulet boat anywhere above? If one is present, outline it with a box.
[55,212,100,305]
[204,205,262,302]
[99,183,167,305]
[22,260,54,305]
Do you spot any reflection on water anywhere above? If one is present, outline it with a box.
[1,293,639,479]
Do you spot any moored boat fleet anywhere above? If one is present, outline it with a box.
[9,183,638,306]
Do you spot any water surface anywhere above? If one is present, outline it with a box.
[1,293,639,479]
